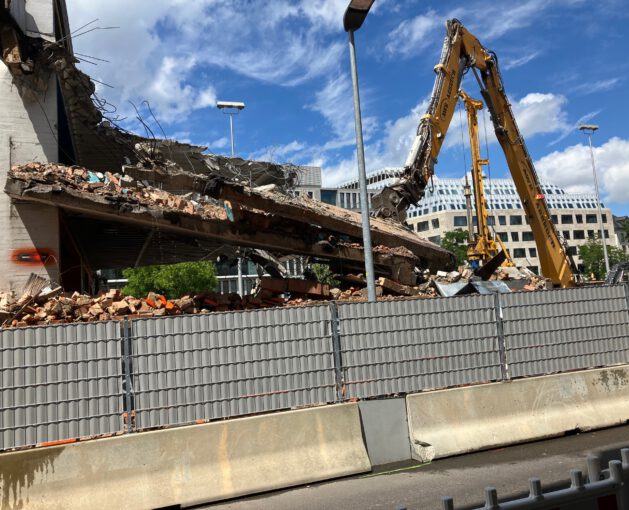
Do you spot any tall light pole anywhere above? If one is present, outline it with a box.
[578,124,609,276]
[217,100,247,295]
[344,0,377,302]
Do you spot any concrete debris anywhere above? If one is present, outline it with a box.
[430,266,548,297]
[9,162,228,219]
[1,262,549,329]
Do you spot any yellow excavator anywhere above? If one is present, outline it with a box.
[459,90,514,269]
[372,19,578,288]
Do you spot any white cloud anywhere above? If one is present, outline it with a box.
[385,10,442,57]
[321,89,579,187]
[535,137,629,205]
[309,74,377,147]
[384,0,586,59]
[570,78,622,95]
[503,51,541,70]
[146,56,218,122]
[443,91,570,151]
[511,93,569,138]
[250,140,306,163]
[66,0,352,125]
[209,136,230,150]
[322,98,429,186]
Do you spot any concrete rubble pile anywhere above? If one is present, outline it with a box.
[1,262,547,328]
[0,284,305,328]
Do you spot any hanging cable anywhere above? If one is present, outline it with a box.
[457,98,468,178]
[480,106,497,233]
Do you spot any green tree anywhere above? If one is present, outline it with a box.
[441,229,469,266]
[578,236,629,279]
[122,260,218,298]
[310,263,340,287]
[622,219,629,240]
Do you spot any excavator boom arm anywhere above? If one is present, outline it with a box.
[371,19,576,288]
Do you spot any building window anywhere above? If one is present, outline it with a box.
[551,215,558,224]
[418,221,429,232]
[574,230,585,240]
[453,216,467,227]
[513,248,526,258]
[510,215,523,225]
[587,230,596,239]
[561,214,573,224]
[432,218,440,229]
[602,214,608,223]
[499,216,507,225]
[511,232,519,242]
[529,248,537,258]
[562,231,571,240]
[605,229,609,239]
[487,216,495,226]
[498,232,508,242]
[586,214,597,224]
[575,214,583,224]
[428,235,441,245]
[567,246,577,256]
[523,231,534,241]
[321,189,337,206]
[528,266,539,274]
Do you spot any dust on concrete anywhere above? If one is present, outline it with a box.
[0,446,63,510]
[595,368,629,392]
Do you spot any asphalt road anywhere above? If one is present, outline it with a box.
[199,425,629,510]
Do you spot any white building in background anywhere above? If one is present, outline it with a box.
[296,167,618,275]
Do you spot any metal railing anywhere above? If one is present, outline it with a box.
[1,285,628,451]
[440,449,629,510]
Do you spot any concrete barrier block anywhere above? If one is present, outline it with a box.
[406,365,629,460]
[0,403,371,510]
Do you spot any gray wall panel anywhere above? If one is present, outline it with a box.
[502,286,629,378]
[0,321,122,450]
[337,295,503,398]
[131,304,337,429]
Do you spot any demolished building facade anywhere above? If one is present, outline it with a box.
[0,0,455,300]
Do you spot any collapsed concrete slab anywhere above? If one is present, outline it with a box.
[6,163,455,285]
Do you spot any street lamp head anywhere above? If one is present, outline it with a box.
[216,101,246,110]
[343,0,375,32]
[578,124,599,133]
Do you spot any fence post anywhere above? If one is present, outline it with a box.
[329,301,345,402]
[120,317,135,433]
[493,293,509,381]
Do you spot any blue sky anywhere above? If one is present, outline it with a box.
[66,0,629,215]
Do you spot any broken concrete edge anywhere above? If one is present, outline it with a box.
[405,364,629,461]
[5,164,453,281]
[0,402,371,509]
[8,163,454,270]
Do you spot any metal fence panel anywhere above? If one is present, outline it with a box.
[0,321,122,450]
[502,285,629,378]
[337,295,503,399]
[131,304,337,429]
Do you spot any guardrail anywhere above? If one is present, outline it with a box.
[440,449,629,510]
[1,284,628,451]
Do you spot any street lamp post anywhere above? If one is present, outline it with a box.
[344,0,377,302]
[217,100,247,296]
[578,124,609,276]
